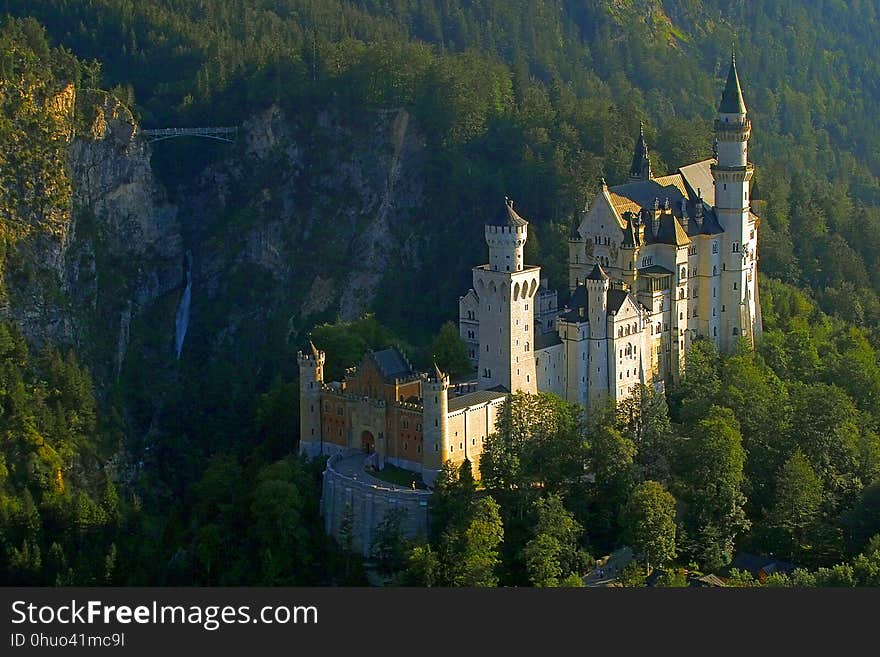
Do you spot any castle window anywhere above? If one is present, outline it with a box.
[525,342,530,352]
[733,328,739,336]
[734,282,738,290]
[417,445,421,453]
[472,438,476,446]
[679,289,685,299]
[311,428,315,435]
[310,405,314,413]
[713,308,716,316]
[713,265,717,276]
[713,327,717,337]
[723,263,726,271]
[435,444,439,452]
[679,312,683,320]
[435,419,438,427]
[404,442,408,452]
[525,304,529,311]
[712,242,719,254]
[460,442,463,450]
[713,288,716,298]
[732,242,740,253]
[309,382,314,389]
[722,305,726,312]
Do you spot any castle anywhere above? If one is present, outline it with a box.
[300,55,761,488]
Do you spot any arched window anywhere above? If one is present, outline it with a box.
[733,327,739,336]
[525,342,530,352]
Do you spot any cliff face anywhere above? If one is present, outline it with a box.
[2,82,431,439]
[0,82,182,375]
[65,91,183,374]
[179,104,425,358]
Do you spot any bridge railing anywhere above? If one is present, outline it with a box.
[140,127,238,143]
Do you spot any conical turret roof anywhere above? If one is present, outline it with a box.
[488,197,528,227]
[629,122,651,180]
[719,53,746,114]
[586,262,609,281]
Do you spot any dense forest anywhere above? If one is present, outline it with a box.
[0,1,879,586]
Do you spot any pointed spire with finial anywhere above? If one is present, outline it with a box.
[433,361,445,381]
[309,339,320,358]
[629,121,652,181]
[719,49,746,114]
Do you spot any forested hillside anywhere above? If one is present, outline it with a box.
[0,2,879,585]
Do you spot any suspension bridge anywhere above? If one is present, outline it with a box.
[140,126,238,144]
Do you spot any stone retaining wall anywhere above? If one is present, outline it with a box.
[321,453,431,557]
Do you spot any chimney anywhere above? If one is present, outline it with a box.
[695,188,704,229]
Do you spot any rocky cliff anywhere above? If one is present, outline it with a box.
[0,76,183,373]
[176,103,426,362]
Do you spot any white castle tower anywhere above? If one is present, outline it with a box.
[476,198,539,393]
[298,341,325,457]
[421,364,450,487]
[711,53,761,350]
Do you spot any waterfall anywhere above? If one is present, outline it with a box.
[174,252,192,360]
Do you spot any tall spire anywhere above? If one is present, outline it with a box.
[629,122,652,181]
[719,51,746,114]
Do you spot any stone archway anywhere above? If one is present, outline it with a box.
[362,430,375,454]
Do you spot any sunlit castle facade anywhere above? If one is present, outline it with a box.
[300,56,762,486]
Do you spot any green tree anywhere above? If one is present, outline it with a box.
[430,321,472,378]
[439,496,504,587]
[588,412,636,542]
[616,384,675,483]
[620,481,677,573]
[372,507,409,579]
[674,407,749,571]
[765,450,823,562]
[520,494,589,586]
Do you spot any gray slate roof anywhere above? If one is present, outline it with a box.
[489,199,528,227]
[369,346,414,382]
[448,389,508,412]
[719,55,747,114]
